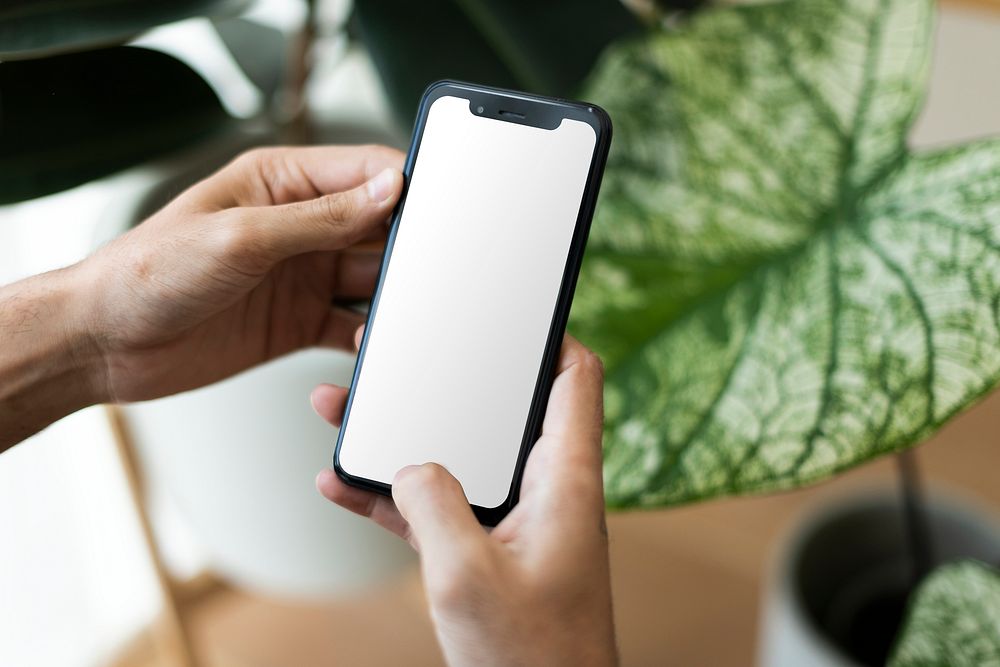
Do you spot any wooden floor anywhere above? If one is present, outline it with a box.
[111,390,1000,667]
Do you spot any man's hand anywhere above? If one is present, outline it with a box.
[0,145,403,451]
[86,145,403,402]
[314,335,618,667]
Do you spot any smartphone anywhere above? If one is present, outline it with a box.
[333,81,611,525]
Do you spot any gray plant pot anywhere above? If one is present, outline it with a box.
[759,490,1000,667]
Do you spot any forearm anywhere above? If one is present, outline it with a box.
[0,265,106,453]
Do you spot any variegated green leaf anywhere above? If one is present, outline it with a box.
[889,561,1000,667]
[572,0,1000,507]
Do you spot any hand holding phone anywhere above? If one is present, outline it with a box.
[314,335,617,667]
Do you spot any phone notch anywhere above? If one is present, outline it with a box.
[468,97,561,130]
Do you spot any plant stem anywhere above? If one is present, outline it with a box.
[896,449,934,588]
[285,0,317,144]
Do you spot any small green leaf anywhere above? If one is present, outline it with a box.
[889,561,1000,667]
[0,46,231,204]
[0,0,251,60]
[572,0,1000,507]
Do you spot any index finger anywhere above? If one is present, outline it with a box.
[501,336,606,540]
[538,335,606,472]
[316,468,411,539]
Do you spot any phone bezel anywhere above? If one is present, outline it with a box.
[333,80,612,526]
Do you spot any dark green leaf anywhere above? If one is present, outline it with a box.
[352,0,642,128]
[0,0,250,60]
[0,46,231,204]
[572,0,1000,507]
[448,0,641,95]
[889,561,1000,667]
[352,0,519,129]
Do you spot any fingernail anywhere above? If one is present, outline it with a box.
[366,168,397,203]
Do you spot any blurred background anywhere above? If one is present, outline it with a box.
[1,1,999,666]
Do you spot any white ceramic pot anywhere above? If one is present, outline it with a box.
[124,349,413,597]
[758,491,1000,667]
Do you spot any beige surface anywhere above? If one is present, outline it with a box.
[111,390,1000,667]
[946,0,1000,11]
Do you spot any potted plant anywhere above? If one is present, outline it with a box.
[3,0,998,663]
[759,486,1000,666]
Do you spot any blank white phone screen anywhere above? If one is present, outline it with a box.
[338,95,597,508]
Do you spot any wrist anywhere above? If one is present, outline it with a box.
[56,260,112,406]
[0,263,110,449]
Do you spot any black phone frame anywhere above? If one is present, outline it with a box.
[333,80,612,526]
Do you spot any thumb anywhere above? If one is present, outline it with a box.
[248,167,402,259]
[392,464,487,559]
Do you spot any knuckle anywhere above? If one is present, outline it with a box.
[120,242,157,283]
[319,192,358,226]
[580,349,605,381]
[232,147,270,173]
[211,213,258,257]
[232,147,295,202]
